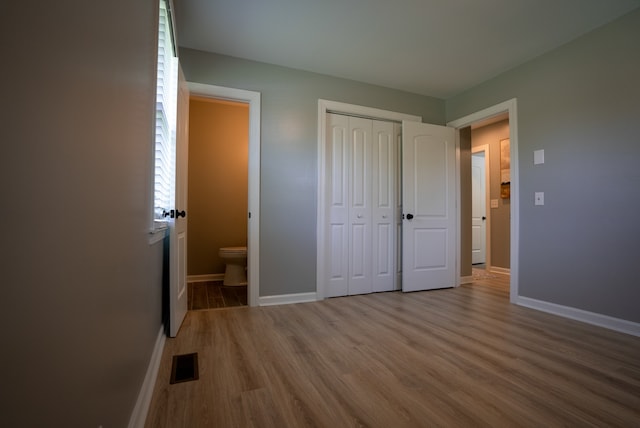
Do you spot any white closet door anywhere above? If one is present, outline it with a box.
[394,123,403,290]
[347,117,373,295]
[325,114,400,297]
[372,120,396,292]
[326,114,350,297]
[402,121,456,292]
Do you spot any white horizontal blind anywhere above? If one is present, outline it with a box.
[154,0,178,226]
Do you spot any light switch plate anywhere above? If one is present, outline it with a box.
[534,149,545,165]
[535,192,544,205]
[490,199,499,209]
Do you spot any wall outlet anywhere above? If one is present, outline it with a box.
[535,192,544,205]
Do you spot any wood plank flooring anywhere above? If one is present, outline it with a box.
[145,272,640,427]
[188,281,248,310]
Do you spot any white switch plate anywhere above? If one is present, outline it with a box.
[535,192,544,205]
[490,199,499,208]
[534,149,545,165]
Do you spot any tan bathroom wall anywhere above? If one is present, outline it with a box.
[187,97,249,276]
[471,119,510,270]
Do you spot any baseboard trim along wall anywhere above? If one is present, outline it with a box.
[187,273,224,283]
[490,266,510,275]
[259,292,318,307]
[460,275,474,285]
[515,296,640,338]
[128,326,166,428]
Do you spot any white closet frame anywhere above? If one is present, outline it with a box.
[316,100,421,300]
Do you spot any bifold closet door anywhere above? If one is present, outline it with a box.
[325,113,397,297]
[372,120,399,292]
[326,113,350,297]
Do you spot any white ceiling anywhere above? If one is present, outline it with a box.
[174,0,640,99]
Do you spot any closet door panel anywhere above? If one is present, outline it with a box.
[326,114,350,297]
[348,117,372,295]
[395,124,403,289]
[372,120,395,292]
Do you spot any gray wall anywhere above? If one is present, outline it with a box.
[447,8,640,323]
[1,1,163,426]
[180,49,445,297]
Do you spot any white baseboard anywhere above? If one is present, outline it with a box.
[259,292,318,307]
[489,266,510,275]
[187,273,224,283]
[460,275,474,285]
[515,296,640,338]
[128,326,166,428]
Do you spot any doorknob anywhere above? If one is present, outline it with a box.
[162,209,186,219]
[406,213,414,220]
[482,216,486,220]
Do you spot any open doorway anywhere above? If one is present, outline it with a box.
[471,146,489,267]
[186,83,261,307]
[470,114,510,276]
[448,99,518,302]
[186,96,249,309]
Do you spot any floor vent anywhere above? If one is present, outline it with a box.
[170,353,199,384]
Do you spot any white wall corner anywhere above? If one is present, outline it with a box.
[515,296,640,338]
[128,326,166,428]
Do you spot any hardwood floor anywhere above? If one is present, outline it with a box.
[146,273,640,427]
[188,281,247,310]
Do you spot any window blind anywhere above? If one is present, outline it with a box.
[154,0,178,225]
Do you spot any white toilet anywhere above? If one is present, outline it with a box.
[218,246,247,286]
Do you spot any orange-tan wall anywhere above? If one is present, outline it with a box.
[472,119,510,269]
[188,97,249,276]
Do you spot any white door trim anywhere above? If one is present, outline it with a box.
[447,98,519,303]
[472,144,491,268]
[317,99,421,300]
[187,82,261,307]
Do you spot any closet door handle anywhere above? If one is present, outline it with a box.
[406,213,414,220]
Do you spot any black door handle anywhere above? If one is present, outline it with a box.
[406,213,414,220]
[161,209,186,219]
[482,216,486,220]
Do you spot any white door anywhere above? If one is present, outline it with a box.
[402,121,456,292]
[372,121,398,292]
[325,114,397,297]
[471,151,487,264]
[169,66,189,337]
[347,117,373,295]
[326,114,350,297]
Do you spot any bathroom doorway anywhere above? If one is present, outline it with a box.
[185,83,261,308]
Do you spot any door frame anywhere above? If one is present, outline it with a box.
[187,82,261,307]
[316,99,421,300]
[471,144,490,268]
[447,98,519,302]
